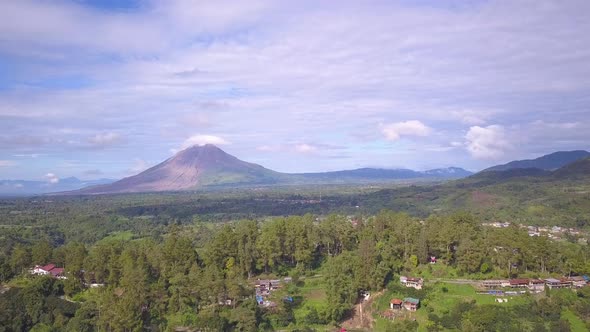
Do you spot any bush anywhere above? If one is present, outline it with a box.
[303,306,327,325]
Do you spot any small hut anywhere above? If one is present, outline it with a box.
[390,298,403,310]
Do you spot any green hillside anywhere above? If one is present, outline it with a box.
[365,158,590,226]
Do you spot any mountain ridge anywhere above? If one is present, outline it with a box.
[483,150,590,172]
[7,147,589,196]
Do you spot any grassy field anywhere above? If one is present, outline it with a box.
[256,274,331,331]
[291,276,329,329]
[372,282,533,332]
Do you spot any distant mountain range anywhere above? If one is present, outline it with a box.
[0,177,115,196]
[4,146,588,196]
[296,167,472,182]
[70,144,472,195]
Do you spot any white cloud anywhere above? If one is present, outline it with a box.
[0,160,17,167]
[13,153,42,158]
[530,120,580,130]
[45,172,59,183]
[182,112,211,127]
[465,125,511,160]
[181,134,229,149]
[381,120,432,141]
[129,158,150,174]
[451,109,492,125]
[294,143,318,153]
[256,145,277,152]
[88,132,122,147]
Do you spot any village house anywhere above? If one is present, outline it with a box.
[30,264,66,279]
[400,276,423,290]
[509,279,530,288]
[390,298,403,310]
[254,279,281,294]
[403,297,420,311]
[528,279,545,292]
[568,276,587,288]
[482,280,510,289]
[253,279,284,307]
[544,278,571,289]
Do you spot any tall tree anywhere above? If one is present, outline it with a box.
[10,244,31,275]
[31,239,53,265]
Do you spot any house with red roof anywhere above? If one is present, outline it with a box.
[509,278,530,288]
[390,298,403,309]
[30,264,67,279]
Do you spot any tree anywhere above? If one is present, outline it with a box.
[456,238,485,274]
[257,220,285,273]
[161,230,197,278]
[0,255,14,282]
[10,244,31,275]
[65,300,97,332]
[31,239,53,265]
[63,277,83,298]
[235,220,259,278]
[319,214,355,257]
[64,242,87,279]
[324,251,358,322]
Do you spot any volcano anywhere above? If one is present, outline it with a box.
[76,144,281,194]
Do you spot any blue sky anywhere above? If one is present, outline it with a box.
[0,0,589,181]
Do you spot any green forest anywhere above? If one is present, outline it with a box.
[2,192,590,331]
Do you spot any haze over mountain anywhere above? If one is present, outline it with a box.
[71,145,472,195]
[0,177,115,196]
[295,167,472,182]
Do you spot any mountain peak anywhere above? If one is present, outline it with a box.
[176,144,224,156]
[171,144,237,169]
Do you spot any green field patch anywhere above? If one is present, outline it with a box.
[562,309,589,332]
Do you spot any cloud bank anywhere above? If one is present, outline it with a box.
[0,0,589,177]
